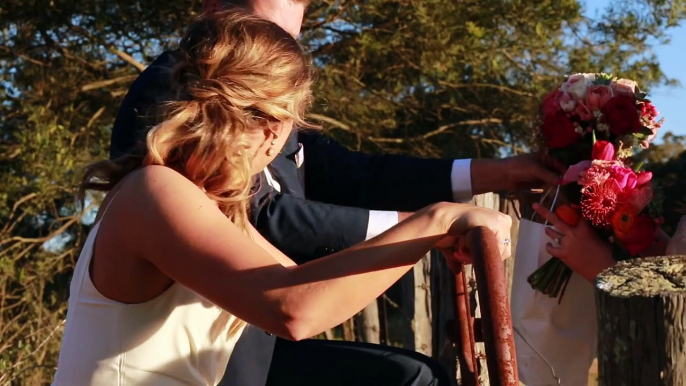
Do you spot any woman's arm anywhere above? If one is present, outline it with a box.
[117,166,511,341]
[248,225,296,268]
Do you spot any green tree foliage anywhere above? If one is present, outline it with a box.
[304,0,685,158]
[1,0,685,383]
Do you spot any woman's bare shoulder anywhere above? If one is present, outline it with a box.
[123,165,210,204]
[97,165,215,224]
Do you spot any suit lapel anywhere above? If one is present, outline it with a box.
[268,131,305,197]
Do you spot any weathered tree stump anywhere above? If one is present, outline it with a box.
[596,256,686,386]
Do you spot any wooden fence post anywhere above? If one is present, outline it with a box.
[414,253,433,356]
[596,256,686,386]
[500,198,520,298]
[342,318,356,341]
[355,302,381,344]
[431,249,458,378]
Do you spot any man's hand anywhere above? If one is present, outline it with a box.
[471,153,565,195]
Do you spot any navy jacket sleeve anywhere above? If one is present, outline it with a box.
[299,131,455,212]
[250,182,368,265]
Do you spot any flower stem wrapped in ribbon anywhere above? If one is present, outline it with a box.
[527,204,579,301]
[528,73,664,301]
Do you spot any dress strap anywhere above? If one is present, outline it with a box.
[67,186,126,306]
[96,186,124,223]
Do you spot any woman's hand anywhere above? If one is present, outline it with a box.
[533,203,615,282]
[433,203,513,266]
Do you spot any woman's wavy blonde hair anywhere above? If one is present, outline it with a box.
[82,9,313,229]
[80,9,314,336]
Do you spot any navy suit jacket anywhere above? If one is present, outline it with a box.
[110,50,455,385]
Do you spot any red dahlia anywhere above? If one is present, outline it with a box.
[581,179,622,227]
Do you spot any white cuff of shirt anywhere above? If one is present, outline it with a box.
[451,159,473,202]
[365,210,399,241]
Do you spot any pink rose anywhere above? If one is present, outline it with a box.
[574,100,593,121]
[562,73,596,100]
[611,78,638,95]
[616,215,657,255]
[592,141,615,161]
[608,165,637,190]
[562,160,592,185]
[586,85,613,111]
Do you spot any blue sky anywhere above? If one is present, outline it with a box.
[587,1,686,138]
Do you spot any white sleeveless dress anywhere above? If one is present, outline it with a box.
[52,206,244,385]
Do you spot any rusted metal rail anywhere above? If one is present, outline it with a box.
[452,227,518,386]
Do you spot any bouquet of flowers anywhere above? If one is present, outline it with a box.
[528,73,664,300]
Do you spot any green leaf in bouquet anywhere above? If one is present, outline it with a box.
[631,133,647,143]
[616,140,635,159]
[633,159,646,172]
[628,129,652,145]
[592,129,597,145]
[594,73,614,85]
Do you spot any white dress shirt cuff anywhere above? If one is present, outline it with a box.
[451,159,473,202]
[365,210,399,241]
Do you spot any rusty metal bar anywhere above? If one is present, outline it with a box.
[454,265,478,386]
[468,226,519,386]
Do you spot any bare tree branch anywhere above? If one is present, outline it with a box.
[111,48,147,72]
[86,107,106,129]
[1,194,37,235]
[438,81,535,98]
[81,75,138,92]
[369,118,504,143]
[307,113,351,131]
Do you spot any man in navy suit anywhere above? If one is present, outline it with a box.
[110,1,561,385]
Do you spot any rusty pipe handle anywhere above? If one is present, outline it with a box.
[455,266,478,386]
[466,226,519,386]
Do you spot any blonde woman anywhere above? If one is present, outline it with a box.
[52,10,511,385]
